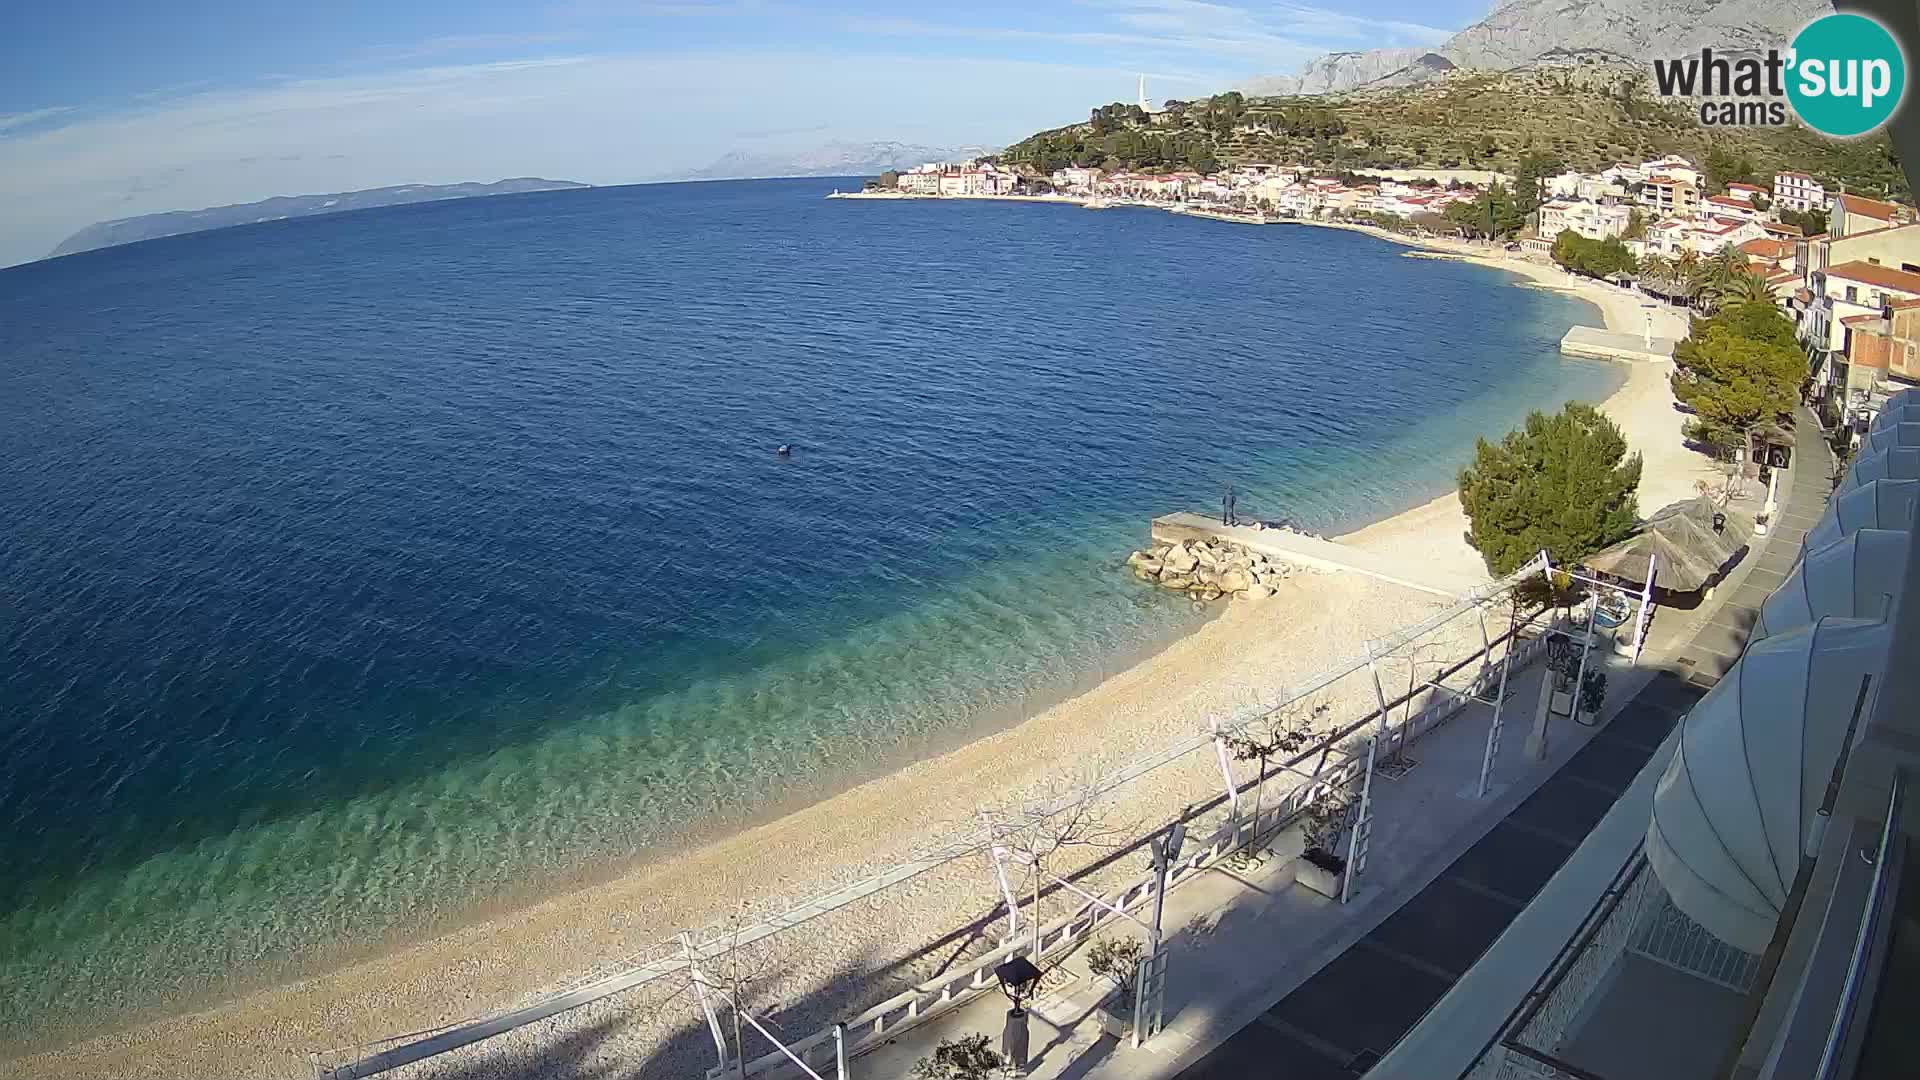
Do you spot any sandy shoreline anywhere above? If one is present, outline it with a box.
[10,212,1713,1080]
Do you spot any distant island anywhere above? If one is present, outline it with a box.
[48,178,591,259]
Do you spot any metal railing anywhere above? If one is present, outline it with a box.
[1815,770,1906,1079]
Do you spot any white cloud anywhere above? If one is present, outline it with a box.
[0,51,1150,267]
[0,106,76,135]
[847,1,1450,67]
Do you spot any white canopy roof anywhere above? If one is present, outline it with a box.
[1648,618,1891,953]
[1872,403,1920,431]
[1863,421,1920,454]
[1803,479,1920,551]
[1871,387,1920,426]
[1755,529,1910,641]
[1837,444,1920,493]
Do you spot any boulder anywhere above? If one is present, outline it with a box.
[1160,573,1196,591]
[1135,557,1163,576]
[1243,583,1274,601]
[1135,568,1157,582]
[1195,567,1220,588]
[1161,544,1199,574]
[1199,588,1224,602]
[1193,545,1220,569]
[1216,568,1251,593]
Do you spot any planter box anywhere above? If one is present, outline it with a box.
[1296,850,1347,900]
[1096,990,1136,1041]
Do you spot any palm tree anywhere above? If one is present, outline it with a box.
[1724,269,1774,307]
[1639,253,1673,298]
[1698,244,1748,312]
[1672,250,1703,309]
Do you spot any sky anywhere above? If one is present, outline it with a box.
[0,0,1488,268]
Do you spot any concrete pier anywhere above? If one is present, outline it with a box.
[1150,512,1483,597]
[1559,325,1677,363]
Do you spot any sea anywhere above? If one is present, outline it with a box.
[0,178,1622,1045]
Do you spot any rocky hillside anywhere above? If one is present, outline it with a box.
[1245,49,1430,96]
[1244,0,1832,95]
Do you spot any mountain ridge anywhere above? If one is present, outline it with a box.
[676,140,996,181]
[1242,0,1831,95]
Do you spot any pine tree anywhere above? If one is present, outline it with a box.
[1458,403,1644,576]
[1670,301,1803,457]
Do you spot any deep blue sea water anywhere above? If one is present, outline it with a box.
[0,178,1620,1041]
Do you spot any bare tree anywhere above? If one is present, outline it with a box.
[979,770,1129,964]
[681,904,783,1079]
[1220,700,1328,842]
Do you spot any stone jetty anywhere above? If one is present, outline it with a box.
[1126,532,1320,603]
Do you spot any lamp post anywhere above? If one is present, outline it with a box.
[993,956,1041,1072]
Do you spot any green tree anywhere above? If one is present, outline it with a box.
[1458,403,1644,576]
[1551,230,1637,279]
[1670,301,1803,458]
[1705,145,1757,192]
[1777,206,1829,236]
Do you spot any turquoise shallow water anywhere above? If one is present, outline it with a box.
[0,178,1621,1042]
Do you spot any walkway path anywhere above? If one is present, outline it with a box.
[1171,673,1703,1079]
[1669,407,1835,688]
[1150,513,1484,598]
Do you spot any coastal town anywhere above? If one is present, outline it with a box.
[854,151,1920,438]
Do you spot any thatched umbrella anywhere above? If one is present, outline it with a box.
[1586,497,1754,592]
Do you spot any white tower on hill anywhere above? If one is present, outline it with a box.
[1137,74,1151,112]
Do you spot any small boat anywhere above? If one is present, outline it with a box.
[776,444,792,457]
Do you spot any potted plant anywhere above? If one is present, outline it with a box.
[1296,787,1354,900]
[1086,936,1145,1040]
[913,1034,1004,1080]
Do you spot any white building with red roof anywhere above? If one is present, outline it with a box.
[1703,194,1762,222]
[1773,171,1825,213]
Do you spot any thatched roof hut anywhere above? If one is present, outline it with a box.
[1586,497,1753,593]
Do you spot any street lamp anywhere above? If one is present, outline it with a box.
[994,956,1041,1072]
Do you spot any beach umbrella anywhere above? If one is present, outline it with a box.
[1861,421,1920,455]
[1804,479,1920,552]
[1584,496,1752,592]
[1754,529,1909,642]
[1648,617,1892,952]
[1836,444,1920,493]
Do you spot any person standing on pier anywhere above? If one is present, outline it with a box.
[1223,484,1238,527]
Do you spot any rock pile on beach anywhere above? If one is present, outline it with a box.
[1126,536,1314,602]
